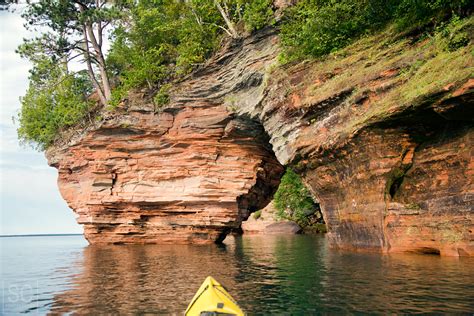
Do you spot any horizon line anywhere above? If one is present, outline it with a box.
[0,233,83,238]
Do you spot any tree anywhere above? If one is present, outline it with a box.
[19,0,121,106]
[107,0,276,96]
[213,0,239,38]
[106,0,226,95]
[17,62,93,150]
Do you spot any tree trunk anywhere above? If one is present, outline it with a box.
[214,0,239,38]
[81,24,107,106]
[77,4,107,106]
[85,23,112,101]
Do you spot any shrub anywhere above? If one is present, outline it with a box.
[109,85,128,109]
[280,0,472,61]
[433,15,471,52]
[274,168,317,226]
[243,0,275,32]
[107,1,223,93]
[394,0,471,30]
[108,0,277,99]
[153,84,172,108]
[253,209,262,220]
[280,0,395,61]
[17,70,93,150]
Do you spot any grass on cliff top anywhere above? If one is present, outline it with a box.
[273,14,473,142]
[368,15,473,115]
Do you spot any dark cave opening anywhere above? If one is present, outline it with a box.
[236,164,327,238]
[413,247,441,255]
[216,114,285,243]
[389,174,405,199]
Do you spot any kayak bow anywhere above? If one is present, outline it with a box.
[185,276,244,316]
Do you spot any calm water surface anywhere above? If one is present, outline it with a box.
[1,235,473,314]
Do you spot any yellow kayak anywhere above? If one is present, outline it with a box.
[185,276,245,316]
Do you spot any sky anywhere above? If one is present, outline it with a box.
[0,8,83,235]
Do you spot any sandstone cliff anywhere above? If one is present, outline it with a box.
[47,21,473,255]
[47,30,284,244]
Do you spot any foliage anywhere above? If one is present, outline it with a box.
[153,83,171,109]
[253,209,262,220]
[107,0,221,96]
[280,0,395,60]
[17,0,122,150]
[394,0,471,30]
[242,0,275,32]
[107,0,276,101]
[274,169,317,226]
[17,0,277,150]
[280,0,472,61]
[109,84,128,109]
[433,15,471,52]
[17,67,93,150]
[19,0,122,105]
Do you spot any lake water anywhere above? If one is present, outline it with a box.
[1,235,473,314]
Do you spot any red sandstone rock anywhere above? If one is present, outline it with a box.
[47,103,283,244]
[47,26,473,256]
[251,30,474,256]
[47,30,283,244]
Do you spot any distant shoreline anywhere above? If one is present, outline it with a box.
[0,233,83,238]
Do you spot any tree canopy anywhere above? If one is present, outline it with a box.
[107,0,275,104]
[18,0,122,105]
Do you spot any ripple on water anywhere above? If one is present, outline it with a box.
[1,234,474,314]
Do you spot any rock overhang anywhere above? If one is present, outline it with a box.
[46,24,474,255]
[48,102,284,244]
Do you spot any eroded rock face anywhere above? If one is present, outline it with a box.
[47,30,284,244]
[48,103,283,244]
[234,31,473,256]
[48,25,473,255]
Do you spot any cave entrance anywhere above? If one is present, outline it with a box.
[237,166,326,237]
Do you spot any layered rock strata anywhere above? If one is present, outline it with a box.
[47,30,284,244]
[48,102,283,244]
[48,23,473,255]
[226,29,473,256]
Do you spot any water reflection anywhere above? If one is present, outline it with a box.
[2,235,473,314]
[51,243,241,314]
[321,250,474,313]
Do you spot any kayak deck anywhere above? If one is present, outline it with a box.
[185,276,244,316]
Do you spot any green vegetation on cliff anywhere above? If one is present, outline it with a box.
[16,0,120,148]
[17,0,276,149]
[274,169,321,228]
[280,0,471,61]
[17,67,93,150]
[16,0,472,150]
[108,0,276,105]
